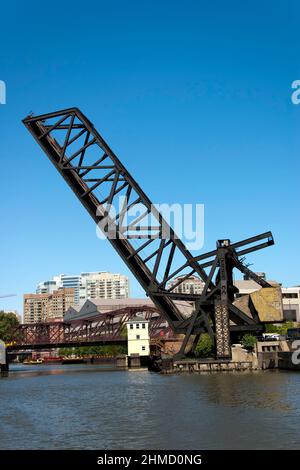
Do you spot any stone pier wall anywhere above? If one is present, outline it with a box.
[162,358,256,374]
[278,351,300,370]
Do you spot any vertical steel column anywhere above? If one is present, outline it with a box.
[214,247,231,359]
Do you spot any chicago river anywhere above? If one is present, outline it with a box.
[1,364,300,450]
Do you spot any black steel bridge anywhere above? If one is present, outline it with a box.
[20,107,279,359]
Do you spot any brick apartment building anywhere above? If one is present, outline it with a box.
[23,288,75,323]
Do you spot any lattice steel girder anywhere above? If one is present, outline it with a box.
[8,307,173,349]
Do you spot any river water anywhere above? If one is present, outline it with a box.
[0,364,300,449]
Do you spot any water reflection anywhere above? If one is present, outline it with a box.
[189,372,294,412]
[9,364,118,378]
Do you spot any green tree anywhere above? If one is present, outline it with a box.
[240,334,257,351]
[194,333,213,358]
[58,347,75,357]
[58,344,127,357]
[265,321,295,335]
[0,311,20,342]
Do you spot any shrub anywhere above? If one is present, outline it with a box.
[240,334,256,351]
[265,321,295,336]
[194,333,213,358]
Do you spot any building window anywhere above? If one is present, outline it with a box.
[136,335,140,340]
[284,309,297,321]
[282,293,298,299]
[142,323,146,329]
[142,346,145,351]
[136,323,139,329]
[130,324,133,329]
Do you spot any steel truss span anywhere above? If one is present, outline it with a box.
[23,108,275,359]
[8,307,172,351]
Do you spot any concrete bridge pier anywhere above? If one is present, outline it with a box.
[116,355,128,368]
[128,354,141,368]
[0,362,9,377]
[0,341,9,377]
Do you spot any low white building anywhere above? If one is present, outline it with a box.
[126,317,150,357]
[281,287,300,322]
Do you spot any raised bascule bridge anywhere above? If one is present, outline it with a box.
[13,107,283,361]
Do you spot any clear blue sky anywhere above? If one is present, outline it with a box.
[0,0,299,317]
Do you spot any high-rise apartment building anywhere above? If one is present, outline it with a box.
[36,272,129,304]
[79,272,129,301]
[24,288,75,323]
[53,274,82,304]
[36,280,57,295]
[37,275,81,303]
[167,275,205,295]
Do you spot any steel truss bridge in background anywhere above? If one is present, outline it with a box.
[7,307,173,351]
